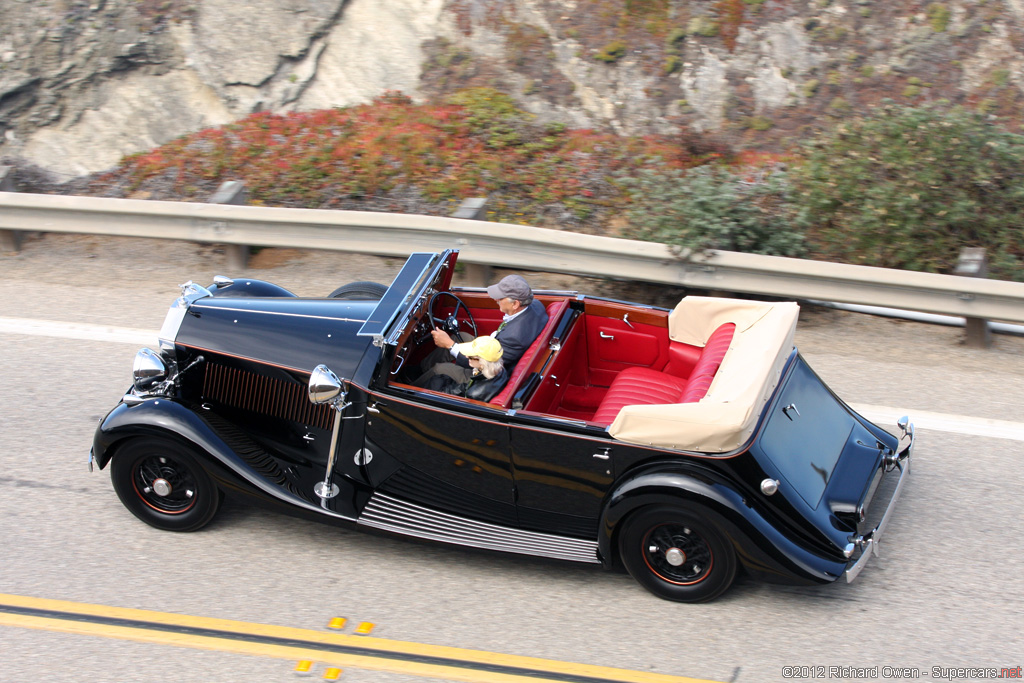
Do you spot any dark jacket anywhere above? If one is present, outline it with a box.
[453,299,548,371]
[426,366,509,402]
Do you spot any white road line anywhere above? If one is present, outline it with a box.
[0,317,157,346]
[3,317,1022,442]
[850,404,1024,442]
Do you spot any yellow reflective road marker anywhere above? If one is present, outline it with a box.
[354,621,375,635]
[327,617,347,631]
[0,593,723,683]
[294,660,314,676]
[323,667,343,681]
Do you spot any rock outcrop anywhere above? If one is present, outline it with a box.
[2,0,1022,178]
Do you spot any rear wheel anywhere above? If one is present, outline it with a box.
[328,281,388,299]
[110,437,220,532]
[618,506,736,602]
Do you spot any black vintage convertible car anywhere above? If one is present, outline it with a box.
[91,250,912,602]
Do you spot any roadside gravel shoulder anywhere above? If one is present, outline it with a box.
[3,233,1022,422]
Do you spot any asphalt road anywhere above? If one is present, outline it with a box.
[1,235,1022,682]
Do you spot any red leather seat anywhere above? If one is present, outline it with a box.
[592,323,735,426]
[592,367,688,425]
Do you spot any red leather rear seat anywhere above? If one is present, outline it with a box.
[592,323,735,426]
[592,368,687,425]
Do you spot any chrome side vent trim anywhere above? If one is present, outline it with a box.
[358,493,600,564]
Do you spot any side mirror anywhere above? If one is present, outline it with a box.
[308,364,343,405]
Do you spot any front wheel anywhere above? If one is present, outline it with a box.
[618,506,737,603]
[110,437,220,532]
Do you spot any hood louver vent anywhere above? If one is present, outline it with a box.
[202,362,333,430]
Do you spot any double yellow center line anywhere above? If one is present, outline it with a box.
[0,594,721,683]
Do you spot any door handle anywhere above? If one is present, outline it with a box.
[593,448,611,460]
[599,331,614,340]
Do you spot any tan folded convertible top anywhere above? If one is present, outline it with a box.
[608,296,800,453]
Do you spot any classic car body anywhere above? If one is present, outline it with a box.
[91,250,913,602]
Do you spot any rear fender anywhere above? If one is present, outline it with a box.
[599,466,847,584]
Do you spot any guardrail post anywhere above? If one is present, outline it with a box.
[209,181,249,270]
[954,247,992,349]
[452,198,493,287]
[0,166,22,253]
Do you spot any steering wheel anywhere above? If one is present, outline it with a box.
[427,291,478,342]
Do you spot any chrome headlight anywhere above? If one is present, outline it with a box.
[308,364,343,405]
[132,348,167,393]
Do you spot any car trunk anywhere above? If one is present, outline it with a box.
[754,355,900,553]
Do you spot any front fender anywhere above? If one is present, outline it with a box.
[599,465,848,585]
[93,398,229,471]
[91,397,357,521]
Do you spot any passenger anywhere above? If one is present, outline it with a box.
[414,274,548,387]
[425,336,508,401]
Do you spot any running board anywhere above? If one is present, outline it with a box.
[358,493,600,564]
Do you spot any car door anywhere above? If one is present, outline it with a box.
[361,388,517,527]
[508,412,616,539]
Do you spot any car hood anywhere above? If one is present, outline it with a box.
[170,296,380,378]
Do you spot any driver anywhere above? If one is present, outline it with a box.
[412,274,548,388]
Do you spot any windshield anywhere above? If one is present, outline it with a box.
[358,251,451,346]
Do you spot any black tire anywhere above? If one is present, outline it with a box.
[618,506,737,603]
[328,281,388,299]
[110,436,220,532]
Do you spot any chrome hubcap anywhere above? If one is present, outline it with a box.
[643,523,713,585]
[152,478,172,497]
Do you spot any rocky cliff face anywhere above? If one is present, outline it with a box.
[2,0,1022,179]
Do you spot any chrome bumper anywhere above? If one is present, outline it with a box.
[844,419,914,582]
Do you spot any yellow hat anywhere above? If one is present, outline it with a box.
[455,336,503,362]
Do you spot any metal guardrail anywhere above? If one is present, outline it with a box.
[2,191,1024,323]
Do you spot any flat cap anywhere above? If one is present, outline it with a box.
[486,274,533,303]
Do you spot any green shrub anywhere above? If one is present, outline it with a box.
[665,27,687,51]
[445,88,534,148]
[927,3,950,32]
[595,40,627,63]
[745,116,774,131]
[618,165,807,257]
[688,16,719,37]
[991,69,1010,87]
[977,98,997,114]
[828,97,852,115]
[791,102,1024,279]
